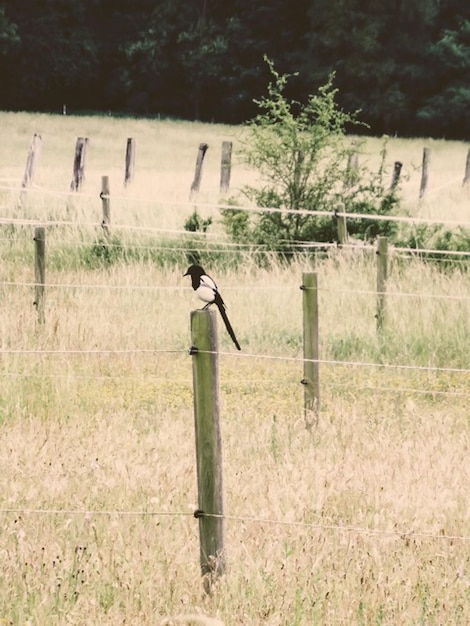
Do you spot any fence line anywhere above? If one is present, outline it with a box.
[3,367,469,398]
[2,346,469,377]
[4,278,470,303]
[0,505,468,542]
[214,351,470,375]
[2,227,470,262]
[8,223,470,260]
[0,182,97,200]
[0,348,186,356]
[0,507,192,517]
[3,180,470,229]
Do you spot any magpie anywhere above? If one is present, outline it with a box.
[184,264,241,350]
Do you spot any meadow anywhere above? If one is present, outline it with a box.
[1,111,470,625]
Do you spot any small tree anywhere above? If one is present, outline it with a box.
[223,57,398,253]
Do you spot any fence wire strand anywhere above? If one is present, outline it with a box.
[0,506,468,542]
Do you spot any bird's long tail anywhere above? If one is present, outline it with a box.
[215,299,241,350]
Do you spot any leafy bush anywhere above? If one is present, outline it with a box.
[396,223,470,266]
[183,209,212,233]
[223,58,399,255]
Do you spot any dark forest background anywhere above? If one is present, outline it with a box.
[0,0,469,139]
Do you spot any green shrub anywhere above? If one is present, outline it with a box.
[223,58,399,255]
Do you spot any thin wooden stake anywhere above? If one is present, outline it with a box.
[190,309,225,592]
[301,272,320,428]
[419,147,430,199]
[390,161,403,191]
[101,175,111,235]
[34,226,46,325]
[376,237,388,333]
[124,138,136,187]
[345,141,359,187]
[70,137,89,191]
[190,143,209,198]
[22,133,42,189]
[463,148,470,187]
[219,141,232,194]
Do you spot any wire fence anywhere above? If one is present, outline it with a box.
[2,178,470,551]
[1,506,469,543]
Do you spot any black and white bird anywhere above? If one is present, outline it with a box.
[184,264,241,351]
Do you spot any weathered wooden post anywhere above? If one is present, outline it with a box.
[190,309,225,592]
[190,143,209,199]
[34,226,46,325]
[376,237,388,333]
[335,205,348,245]
[100,175,111,235]
[22,133,42,189]
[301,273,320,428]
[463,148,470,187]
[390,161,403,191]
[124,138,136,187]
[419,147,430,199]
[345,141,359,187]
[219,141,232,194]
[70,137,89,191]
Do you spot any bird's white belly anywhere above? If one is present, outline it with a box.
[196,284,215,303]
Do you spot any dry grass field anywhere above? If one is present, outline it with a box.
[1,111,470,625]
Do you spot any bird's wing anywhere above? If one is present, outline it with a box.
[196,274,218,304]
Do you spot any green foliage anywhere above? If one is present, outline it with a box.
[183,209,212,233]
[396,223,470,265]
[0,6,19,56]
[75,232,244,272]
[1,0,470,136]
[223,59,399,255]
[83,236,126,268]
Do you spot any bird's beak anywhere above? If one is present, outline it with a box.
[183,271,189,277]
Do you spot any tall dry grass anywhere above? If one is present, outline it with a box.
[1,111,470,624]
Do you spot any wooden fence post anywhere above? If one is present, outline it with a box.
[376,236,388,333]
[34,226,46,325]
[70,137,89,191]
[190,143,209,199]
[335,206,348,245]
[463,148,470,187]
[345,142,359,187]
[219,141,232,194]
[301,272,320,428]
[22,133,42,189]
[124,138,136,187]
[100,175,111,234]
[390,161,403,191]
[419,147,430,199]
[190,309,225,592]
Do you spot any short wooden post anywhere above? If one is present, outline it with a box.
[124,138,136,187]
[335,206,348,245]
[190,309,225,591]
[190,143,209,198]
[70,137,89,191]
[390,161,403,191]
[219,141,232,194]
[22,133,42,189]
[376,237,388,333]
[101,176,111,234]
[345,141,359,187]
[463,148,470,187]
[34,226,46,324]
[419,147,430,199]
[301,272,320,428]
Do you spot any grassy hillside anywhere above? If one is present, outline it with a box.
[1,112,470,625]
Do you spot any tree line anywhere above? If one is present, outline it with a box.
[0,0,469,139]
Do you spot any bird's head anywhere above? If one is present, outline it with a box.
[183,264,205,278]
